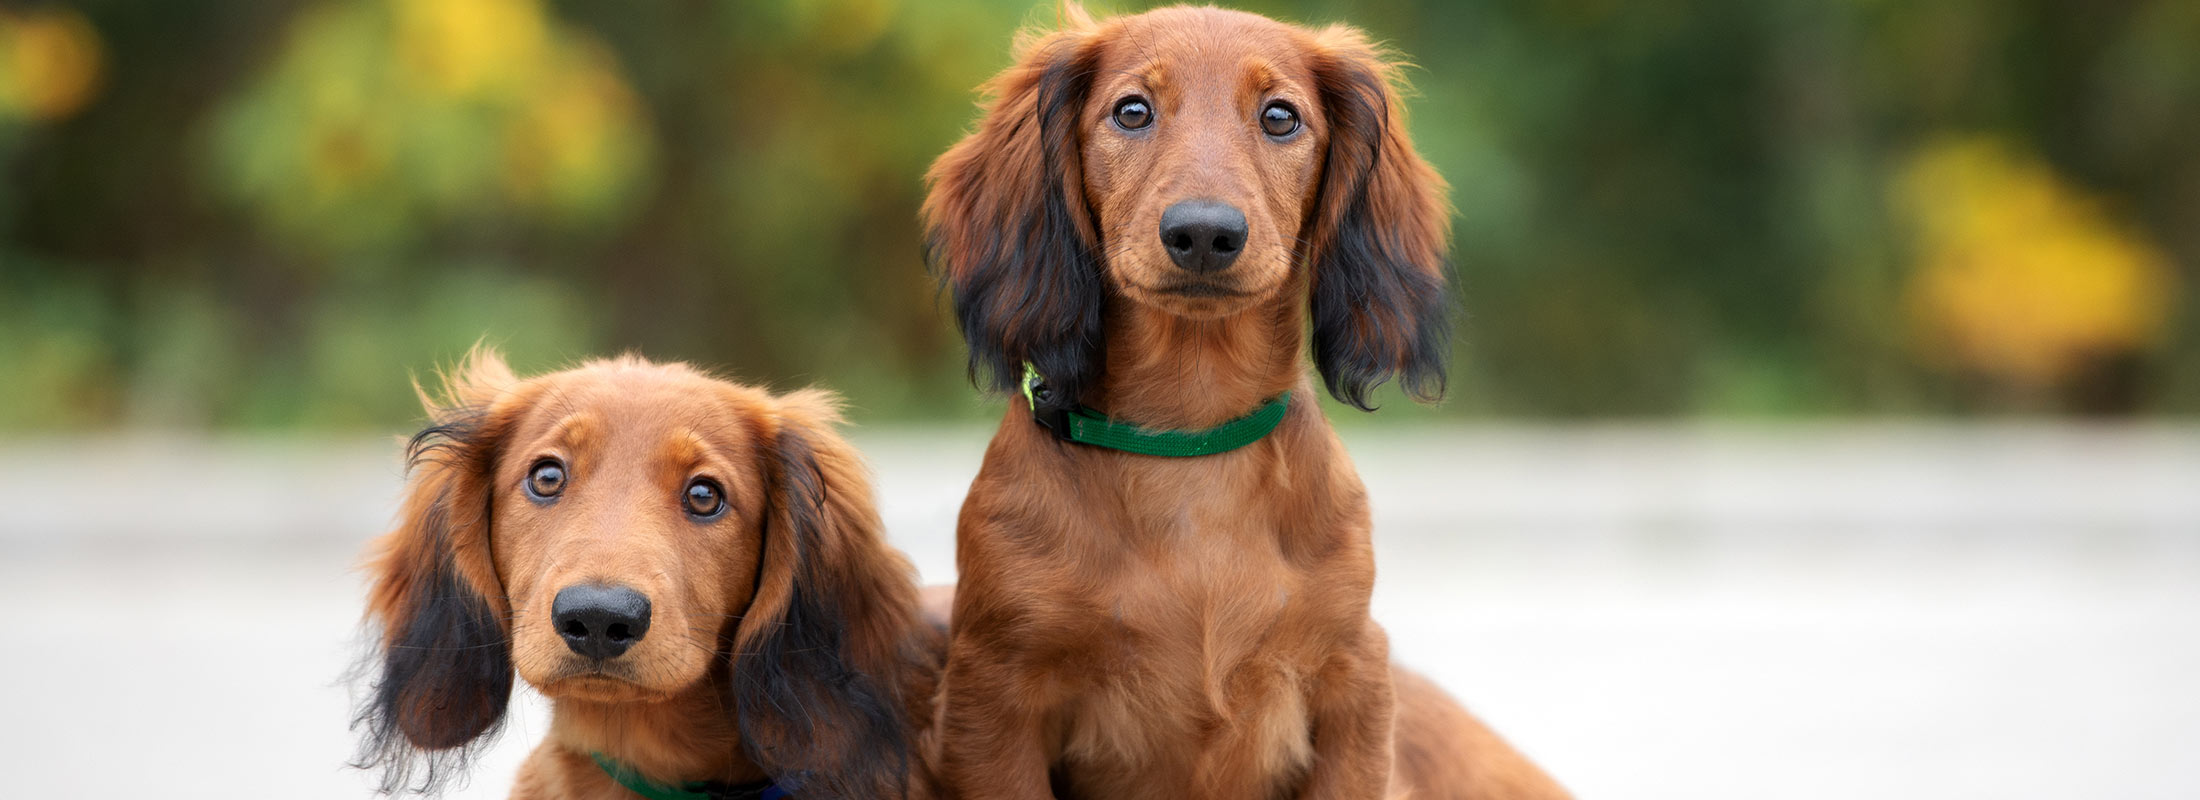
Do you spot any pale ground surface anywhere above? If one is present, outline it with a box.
[1,424,2195,799]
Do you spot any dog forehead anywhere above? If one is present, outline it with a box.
[1114,5,1298,41]
[1096,10,1315,103]
[508,363,766,456]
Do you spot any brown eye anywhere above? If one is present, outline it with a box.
[1113,97,1152,130]
[1260,101,1300,138]
[526,460,565,500]
[683,478,725,519]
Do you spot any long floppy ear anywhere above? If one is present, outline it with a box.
[733,390,930,799]
[352,347,523,795]
[1305,26,1454,411]
[921,8,1107,412]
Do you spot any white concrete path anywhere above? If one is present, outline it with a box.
[1,425,2194,799]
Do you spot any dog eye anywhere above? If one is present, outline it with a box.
[683,479,726,519]
[526,460,566,500]
[1112,97,1152,130]
[1260,101,1300,138]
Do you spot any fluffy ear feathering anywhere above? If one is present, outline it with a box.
[922,4,1455,412]
[921,8,1108,414]
[731,389,933,799]
[351,348,529,795]
[1302,25,1455,410]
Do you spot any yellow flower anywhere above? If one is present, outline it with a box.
[1900,136,2177,383]
[500,40,648,217]
[211,0,652,249]
[394,0,549,100]
[0,8,104,121]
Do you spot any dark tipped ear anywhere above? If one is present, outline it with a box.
[922,19,1107,412]
[352,349,520,795]
[734,391,929,799]
[1305,27,1454,411]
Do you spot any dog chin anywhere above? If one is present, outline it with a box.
[1154,295,1253,320]
[1116,251,1289,320]
[527,661,681,704]
[534,673,674,704]
[1124,282,1272,321]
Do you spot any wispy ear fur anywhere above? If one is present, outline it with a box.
[1305,27,1455,411]
[732,391,934,799]
[922,13,1106,412]
[352,346,526,795]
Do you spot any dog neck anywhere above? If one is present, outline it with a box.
[547,675,768,788]
[1091,289,1307,430]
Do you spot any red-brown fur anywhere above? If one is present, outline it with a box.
[353,349,938,799]
[922,5,1567,799]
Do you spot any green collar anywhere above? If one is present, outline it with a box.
[589,752,790,800]
[1021,363,1290,457]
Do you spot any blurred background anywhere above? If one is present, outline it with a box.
[2,0,2195,425]
[0,1,2195,798]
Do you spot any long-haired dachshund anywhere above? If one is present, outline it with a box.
[352,349,938,799]
[923,5,1565,799]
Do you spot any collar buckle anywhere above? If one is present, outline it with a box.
[1031,403,1072,441]
[1021,361,1072,441]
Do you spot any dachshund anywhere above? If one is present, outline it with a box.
[922,5,1566,799]
[351,348,939,799]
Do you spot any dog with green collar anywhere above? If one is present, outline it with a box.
[920,4,1568,798]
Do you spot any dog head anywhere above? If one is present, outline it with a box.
[924,3,1452,411]
[353,348,921,797]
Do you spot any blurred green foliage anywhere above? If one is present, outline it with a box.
[0,0,2194,430]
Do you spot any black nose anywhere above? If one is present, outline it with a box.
[1159,200,1248,274]
[552,584,651,661]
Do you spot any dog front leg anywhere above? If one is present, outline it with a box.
[1297,625,1398,800]
[935,642,1056,799]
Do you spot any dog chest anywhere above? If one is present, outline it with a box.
[1044,538,1331,796]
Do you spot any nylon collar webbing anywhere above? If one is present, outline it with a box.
[589,752,791,800]
[1021,363,1289,457]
